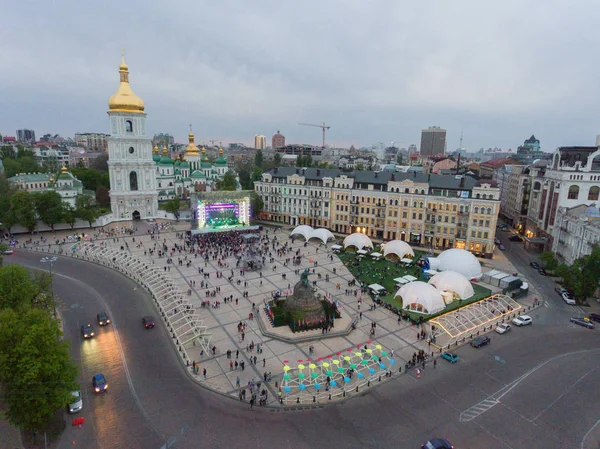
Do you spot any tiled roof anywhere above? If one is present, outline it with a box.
[9,173,50,182]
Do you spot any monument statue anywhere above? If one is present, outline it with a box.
[300,268,311,286]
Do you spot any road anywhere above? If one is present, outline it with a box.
[8,251,600,449]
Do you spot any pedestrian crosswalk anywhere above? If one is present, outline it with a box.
[459,398,500,422]
[542,300,584,315]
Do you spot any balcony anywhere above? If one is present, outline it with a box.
[458,211,469,216]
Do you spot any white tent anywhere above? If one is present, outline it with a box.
[370,252,383,260]
[427,248,482,279]
[368,284,386,295]
[402,275,418,283]
[331,244,342,252]
[428,270,475,299]
[290,225,314,241]
[310,228,335,244]
[401,258,414,265]
[394,277,409,286]
[357,249,368,255]
[343,233,374,250]
[382,240,415,259]
[395,281,445,315]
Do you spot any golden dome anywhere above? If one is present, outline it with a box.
[218,147,224,156]
[162,145,168,156]
[153,145,159,154]
[201,145,206,155]
[108,54,145,114]
[60,163,68,174]
[185,131,200,156]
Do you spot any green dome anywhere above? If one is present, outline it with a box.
[201,157,211,168]
[190,170,206,178]
[179,161,190,168]
[174,160,181,168]
[153,153,161,163]
[215,156,227,166]
[181,177,191,182]
[174,168,181,175]
[159,156,173,165]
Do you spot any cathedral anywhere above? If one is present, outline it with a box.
[106,55,234,220]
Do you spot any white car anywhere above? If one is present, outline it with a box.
[562,292,576,305]
[496,323,511,334]
[68,390,83,414]
[512,315,533,326]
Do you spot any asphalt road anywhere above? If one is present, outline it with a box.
[8,251,600,449]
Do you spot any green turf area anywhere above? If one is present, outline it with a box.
[337,250,492,321]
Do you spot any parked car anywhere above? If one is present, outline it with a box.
[97,312,110,326]
[512,315,533,326]
[422,438,454,449]
[142,316,155,329]
[570,317,595,329]
[555,286,567,295]
[2,249,14,255]
[588,313,600,323]
[538,268,547,276]
[81,324,94,339]
[496,323,511,334]
[498,244,506,251]
[562,292,576,305]
[494,238,501,245]
[529,262,540,269]
[509,235,523,242]
[92,374,108,393]
[440,352,458,363]
[68,390,83,414]
[470,336,491,348]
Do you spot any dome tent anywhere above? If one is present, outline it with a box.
[343,233,373,250]
[394,281,445,315]
[426,248,482,279]
[382,240,415,259]
[290,225,314,241]
[310,228,334,244]
[428,271,474,299]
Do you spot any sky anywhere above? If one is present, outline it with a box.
[2,0,600,152]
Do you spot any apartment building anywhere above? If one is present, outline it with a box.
[255,167,500,258]
[553,204,600,265]
[74,133,110,152]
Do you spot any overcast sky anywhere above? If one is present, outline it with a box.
[2,0,599,151]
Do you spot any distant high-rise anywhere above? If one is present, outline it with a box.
[420,126,446,156]
[17,129,36,144]
[254,134,267,150]
[272,130,285,149]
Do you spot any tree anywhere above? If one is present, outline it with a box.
[95,185,110,206]
[63,204,77,229]
[555,244,600,302]
[296,155,303,167]
[34,191,65,231]
[237,168,252,190]
[0,145,15,159]
[539,251,558,270]
[0,265,51,311]
[356,163,364,171]
[274,153,282,167]
[163,198,181,216]
[10,191,36,232]
[0,308,78,432]
[216,172,237,191]
[70,168,110,192]
[251,193,264,217]
[90,154,109,172]
[254,150,264,169]
[397,154,404,165]
[75,194,101,227]
[251,167,263,183]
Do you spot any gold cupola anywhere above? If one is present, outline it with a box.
[185,124,200,156]
[108,54,145,114]
[162,144,168,156]
[218,146,224,157]
[60,163,68,174]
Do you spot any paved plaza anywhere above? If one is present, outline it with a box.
[19,220,539,406]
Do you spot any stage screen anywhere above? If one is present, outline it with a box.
[205,203,240,228]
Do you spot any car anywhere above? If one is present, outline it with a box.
[588,313,600,323]
[142,316,155,329]
[538,268,547,276]
[501,227,511,232]
[81,323,95,338]
[92,374,108,393]
[512,315,532,326]
[496,323,511,334]
[562,292,576,305]
[529,262,540,269]
[68,390,83,414]
[97,312,110,326]
[2,249,14,255]
[570,317,595,329]
[497,224,508,229]
[421,438,454,449]
[509,235,523,242]
[555,286,568,295]
[498,244,506,251]
[470,335,490,348]
[440,352,458,363]
[494,238,501,245]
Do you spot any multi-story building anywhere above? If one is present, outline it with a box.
[8,165,85,207]
[254,135,266,150]
[553,204,600,265]
[497,164,530,231]
[275,144,323,160]
[17,129,36,144]
[272,130,285,149]
[74,133,110,152]
[420,126,446,156]
[255,167,500,257]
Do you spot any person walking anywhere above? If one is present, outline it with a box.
[433,359,437,369]
[203,368,207,380]
[250,397,255,410]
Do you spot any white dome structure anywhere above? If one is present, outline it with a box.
[427,248,482,279]
[290,225,314,241]
[310,228,335,244]
[343,233,373,250]
[395,281,445,315]
[428,271,475,299]
[382,240,415,259]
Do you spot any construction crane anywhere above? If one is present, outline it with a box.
[299,122,330,148]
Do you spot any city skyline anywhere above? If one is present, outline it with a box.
[2,1,600,151]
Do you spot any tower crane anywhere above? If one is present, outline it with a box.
[299,122,331,148]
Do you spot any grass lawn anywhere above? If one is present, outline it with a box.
[338,250,492,321]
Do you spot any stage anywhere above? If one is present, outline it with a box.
[189,191,254,235]
[190,225,260,235]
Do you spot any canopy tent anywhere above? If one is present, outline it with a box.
[402,275,418,283]
[482,269,501,284]
[331,244,343,252]
[370,252,383,260]
[395,281,445,315]
[394,277,409,286]
[310,228,335,244]
[382,240,415,260]
[428,270,475,299]
[423,269,439,276]
[241,233,260,242]
[400,258,414,265]
[426,248,482,279]
[368,284,386,295]
[290,225,314,241]
[357,249,368,255]
[343,233,374,250]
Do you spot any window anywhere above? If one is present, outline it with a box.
[484,232,488,239]
[486,208,492,214]
[125,120,133,133]
[128,146,134,154]
[412,213,416,219]
[485,220,490,228]
[568,185,579,200]
[402,211,407,218]
[471,231,476,238]
[474,207,479,214]
[129,171,138,191]
[588,186,599,201]
[477,231,482,238]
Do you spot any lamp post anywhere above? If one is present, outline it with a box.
[40,256,58,319]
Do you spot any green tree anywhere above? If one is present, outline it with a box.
[356,163,364,171]
[216,172,237,191]
[95,185,110,206]
[274,153,282,167]
[539,251,558,270]
[34,191,65,231]
[163,198,181,215]
[251,193,264,217]
[296,155,303,167]
[10,191,36,232]
[0,308,78,432]
[251,166,263,183]
[397,154,404,164]
[0,145,15,159]
[75,194,100,227]
[0,265,52,311]
[90,154,109,172]
[63,204,77,229]
[237,168,252,190]
[254,150,264,169]
[555,244,600,302]
[70,168,110,192]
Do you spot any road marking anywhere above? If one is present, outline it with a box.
[581,417,600,449]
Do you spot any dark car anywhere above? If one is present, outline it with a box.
[570,317,595,329]
[97,312,110,326]
[589,313,600,323]
[529,262,540,269]
[92,374,108,393]
[422,438,454,449]
[470,335,491,348]
[142,316,155,329]
[538,268,547,276]
[81,324,94,339]
[498,244,506,251]
[509,235,523,242]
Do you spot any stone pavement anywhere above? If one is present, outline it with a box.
[18,220,539,406]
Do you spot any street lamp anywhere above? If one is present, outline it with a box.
[40,256,58,319]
